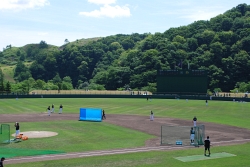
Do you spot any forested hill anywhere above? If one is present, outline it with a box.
[0,3,250,93]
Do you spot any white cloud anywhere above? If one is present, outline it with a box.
[0,0,50,11]
[88,0,116,5]
[79,4,131,18]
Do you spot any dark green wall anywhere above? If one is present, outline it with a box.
[0,94,249,102]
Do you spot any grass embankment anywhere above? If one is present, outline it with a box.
[0,65,15,82]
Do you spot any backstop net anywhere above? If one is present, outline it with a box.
[161,125,205,146]
[0,124,10,144]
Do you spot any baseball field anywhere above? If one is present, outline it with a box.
[0,98,250,167]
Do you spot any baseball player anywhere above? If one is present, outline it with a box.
[204,136,211,156]
[192,116,197,127]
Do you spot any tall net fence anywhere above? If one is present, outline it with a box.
[0,124,10,144]
[194,125,205,146]
[161,125,190,146]
[161,125,205,146]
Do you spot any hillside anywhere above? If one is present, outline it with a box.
[0,3,250,93]
[0,38,100,82]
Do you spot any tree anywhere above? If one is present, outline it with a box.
[121,38,135,50]
[64,39,69,45]
[39,40,48,48]
[52,74,62,84]
[172,35,186,44]
[0,68,4,92]
[208,65,225,90]
[43,54,57,80]
[233,50,250,81]
[14,61,31,82]
[14,61,26,77]
[109,42,122,51]
[5,81,11,93]
[34,79,46,89]
[29,61,46,80]
[221,18,233,31]
[187,38,198,51]
[241,35,250,53]
[62,76,73,90]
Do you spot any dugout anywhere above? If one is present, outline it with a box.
[157,70,208,94]
[79,108,102,122]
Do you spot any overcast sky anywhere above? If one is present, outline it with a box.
[0,0,247,51]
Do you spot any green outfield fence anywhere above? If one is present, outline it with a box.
[0,124,10,144]
[0,92,249,102]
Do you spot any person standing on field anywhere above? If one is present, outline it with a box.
[0,157,5,167]
[150,110,154,121]
[192,116,197,127]
[102,110,106,120]
[59,104,63,114]
[14,122,20,137]
[47,106,51,116]
[204,136,211,156]
[190,127,195,144]
[51,104,55,113]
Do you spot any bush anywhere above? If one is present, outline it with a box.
[88,83,105,90]
[235,82,250,92]
[141,83,156,93]
[43,82,59,90]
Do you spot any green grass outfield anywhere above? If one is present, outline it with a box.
[0,98,249,128]
[0,98,250,166]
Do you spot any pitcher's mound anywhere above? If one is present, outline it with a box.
[12,131,58,138]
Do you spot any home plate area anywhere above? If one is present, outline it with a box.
[12,131,58,138]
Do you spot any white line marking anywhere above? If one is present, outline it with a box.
[212,139,250,144]
[5,146,193,162]
[5,139,250,163]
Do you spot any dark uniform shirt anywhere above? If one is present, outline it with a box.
[60,105,63,108]
[190,129,195,134]
[0,161,4,167]
[16,125,19,131]
[193,117,197,121]
[204,139,210,147]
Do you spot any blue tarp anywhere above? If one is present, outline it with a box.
[79,108,102,122]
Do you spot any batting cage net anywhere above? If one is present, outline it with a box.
[161,124,205,146]
[0,124,10,144]
[194,125,205,146]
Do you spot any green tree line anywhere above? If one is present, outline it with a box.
[1,3,250,93]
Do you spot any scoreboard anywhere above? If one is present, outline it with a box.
[157,70,208,94]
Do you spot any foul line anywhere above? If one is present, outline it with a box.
[212,139,250,144]
[5,139,250,164]
[5,145,193,163]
